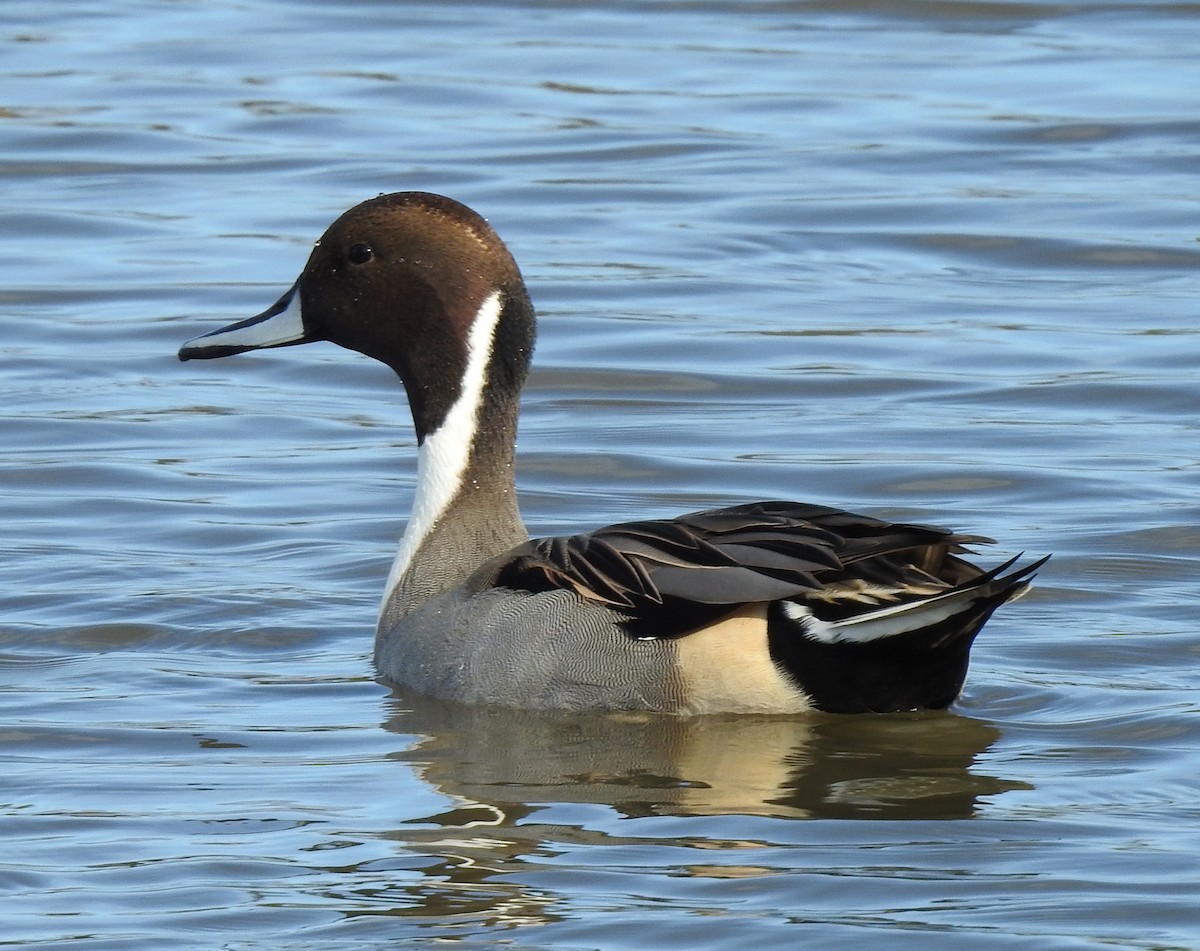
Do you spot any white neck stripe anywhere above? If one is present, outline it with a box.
[381,289,505,613]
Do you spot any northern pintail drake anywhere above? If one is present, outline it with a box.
[179,191,1045,714]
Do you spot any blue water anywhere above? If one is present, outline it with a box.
[3,1,1200,948]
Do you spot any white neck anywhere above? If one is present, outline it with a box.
[380,289,504,615]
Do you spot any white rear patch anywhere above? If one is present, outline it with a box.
[674,605,813,714]
[381,290,505,613]
[783,583,994,644]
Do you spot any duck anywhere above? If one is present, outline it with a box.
[179,191,1046,715]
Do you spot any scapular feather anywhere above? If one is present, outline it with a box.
[486,500,995,639]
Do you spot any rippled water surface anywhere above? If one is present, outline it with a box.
[3,1,1199,948]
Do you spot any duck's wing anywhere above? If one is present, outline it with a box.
[485,501,1013,638]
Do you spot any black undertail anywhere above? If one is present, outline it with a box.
[765,561,1040,713]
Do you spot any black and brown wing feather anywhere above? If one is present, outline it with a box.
[486,500,1029,640]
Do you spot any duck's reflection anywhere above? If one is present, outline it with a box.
[382,688,1027,822]
[352,690,1028,932]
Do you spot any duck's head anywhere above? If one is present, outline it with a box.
[179,192,536,442]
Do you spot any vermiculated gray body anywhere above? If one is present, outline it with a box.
[377,587,680,711]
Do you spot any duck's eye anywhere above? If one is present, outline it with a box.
[347,242,374,265]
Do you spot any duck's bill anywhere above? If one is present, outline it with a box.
[178,282,316,361]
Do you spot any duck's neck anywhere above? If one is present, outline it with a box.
[380,290,529,620]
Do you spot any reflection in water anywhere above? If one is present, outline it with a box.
[351,689,1030,928]
[383,689,1025,822]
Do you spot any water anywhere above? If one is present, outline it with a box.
[3,1,1199,947]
